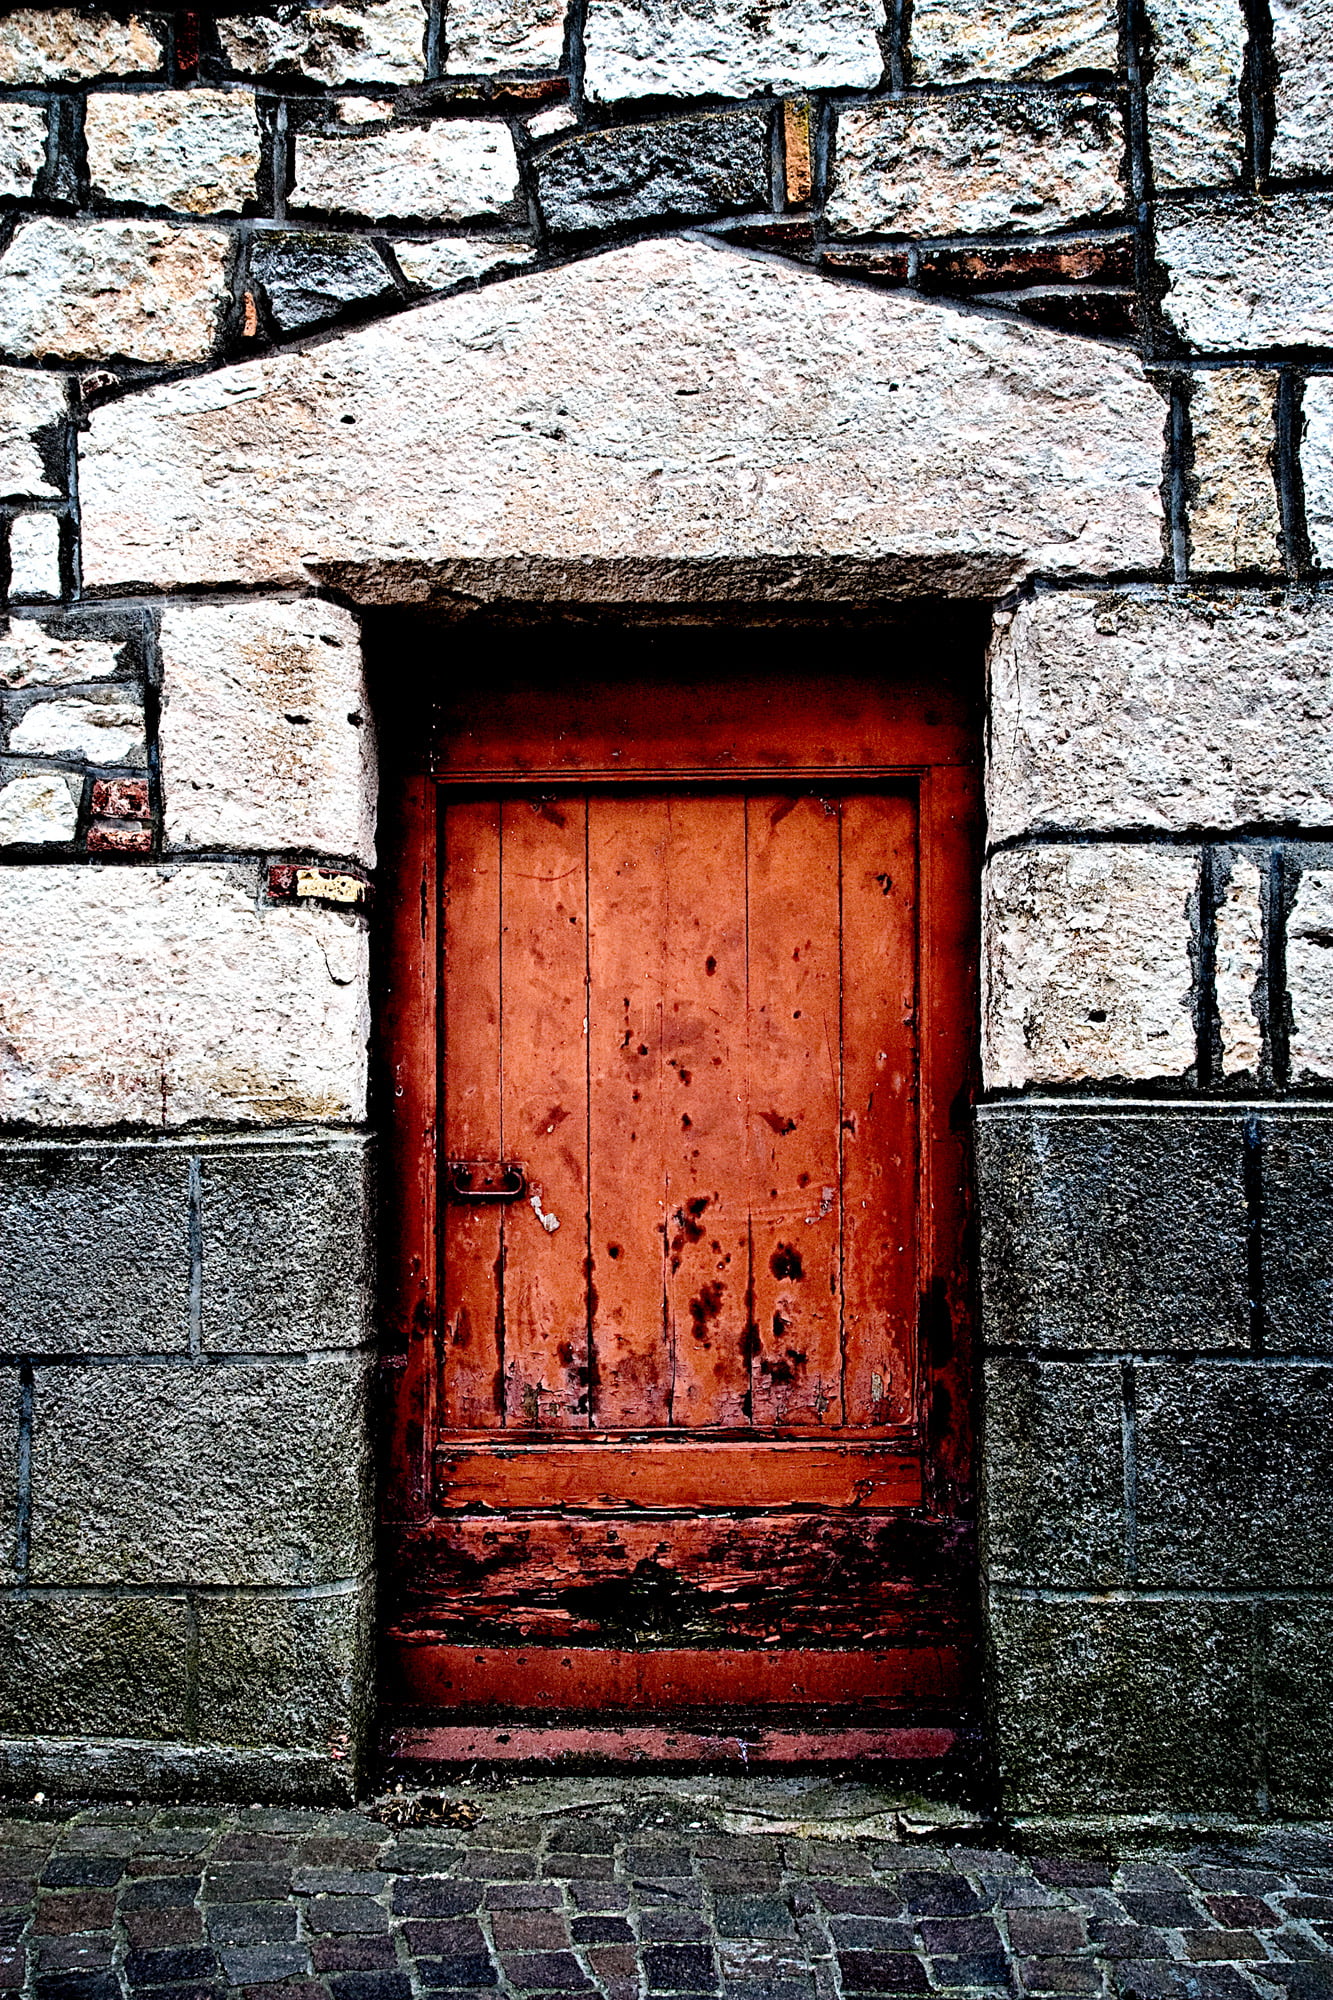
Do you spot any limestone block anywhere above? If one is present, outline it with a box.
[291,119,522,221]
[1144,0,1247,191]
[26,1354,371,1584]
[0,368,67,501]
[1271,0,1333,176]
[983,845,1199,1087]
[249,231,398,334]
[909,0,1118,82]
[987,591,1333,841]
[1187,371,1280,570]
[9,695,146,764]
[1157,193,1333,350]
[536,111,770,234]
[0,101,48,200]
[195,1588,369,1751]
[582,0,882,103]
[76,237,1168,594]
[394,235,536,291]
[218,0,428,84]
[0,865,369,1127]
[0,772,79,844]
[0,620,122,688]
[827,92,1125,237]
[85,89,260,215]
[1287,867,1333,1081]
[1302,377,1333,570]
[0,218,231,365]
[983,1359,1127,1587]
[158,597,375,862]
[0,1595,189,1738]
[1215,850,1263,1076]
[0,8,161,84]
[7,512,61,599]
[447,0,567,72]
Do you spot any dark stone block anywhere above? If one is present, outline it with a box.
[989,1594,1259,1815]
[836,1956,929,1995]
[1135,1363,1333,1587]
[976,1109,1249,1352]
[570,1917,631,1944]
[39,1861,122,1890]
[983,1358,1125,1588]
[896,1875,983,1918]
[124,1947,217,1983]
[495,1952,593,1990]
[534,110,771,237]
[206,1904,299,1946]
[642,1944,718,1992]
[413,1958,496,1989]
[0,1595,188,1739]
[392,1882,477,1918]
[122,1878,200,1911]
[217,1944,309,1984]
[33,1977,120,2000]
[1259,1113,1333,1353]
[1267,1601,1333,1815]
[311,1937,398,1972]
[249,234,399,336]
[325,1978,413,2000]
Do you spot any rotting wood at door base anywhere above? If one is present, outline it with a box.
[382,1722,966,1771]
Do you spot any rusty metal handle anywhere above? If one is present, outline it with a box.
[447,1160,527,1203]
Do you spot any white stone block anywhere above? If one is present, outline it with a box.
[85,89,260,215]
[447,0,567,72]
[0,773,79,846]
[291,119,522,221]
[988,590,1333,841]
[983,844,1199,1088]
[1144,0,1247,189]
[1187,370,1280,571]
[828,92,1125,237]
[0,102,48,200]
[394,235,536,290]
[0,621,122,688]
[1215,850,1263,1076]
[0,8,161,84]
[219,0,428,84]
[8,511,61,599]
[9,696,146,764]
[1271,0,1333,176]
[0,218,230,365]
[910,0,1117,82]
[0,367,67,501]
[158,597,375,864]
[1288,867,1333,1080]
[583,0,882,102]
[0,864,369,1126]
[526,105,577,137]
[1301,377,1333,571]
[1157,193,1333,350]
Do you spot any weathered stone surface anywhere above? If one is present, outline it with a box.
[987,591,1333,841]
[1187,370,1280,570]
[0,101,47,200]
[1144,0,1247,190]
[393,234,536,290]
[0,368,66,503]
[85,89,260,215]
[0,772,79,845]
[0,1595,189,1739]
[78,236,1167,593]
[8,694,145,764]
[983,1360,1125,1588]
[7,511,60,600]
[1135,1362,1333,1586]
[976,1106,1250,1350]
[1267,1601,1333,1815]
[827,92,1125,237]
[583,0,882,102]
[1215,849,1263,1074]
[983,846,1199,1087]
[291,119,521,221]
[0,619,122,688]
[0,1371,18,1582]
[527,104,577,137]
[196,1588,369,1750]
[535,110,769,233]
[447,0,567,72]
[158,597,375,862]
[1287,866,1333,1081]
[198,1140,373,1353]
[218,0,428,84]
[0,1144,190,1354]
[27,1355,370,1585]
[989,1595,1259,1814]
[1157,192,1333,349]
[1271,0,1333,176]
[1301,376,1333,569]
[0,865,369,1127]
[0,217,231,364]
[910,0,1117,81]
[1261,1110,1333,1353]
[249,231,399,333]
[0,8,161,84]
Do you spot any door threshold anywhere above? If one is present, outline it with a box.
[383,1720,963,1772]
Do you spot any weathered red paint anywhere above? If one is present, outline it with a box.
[387,1723,961,1767]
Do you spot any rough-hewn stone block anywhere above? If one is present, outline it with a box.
[249,231,399,333]
[77,236,1167,594]
[1157,193,1333,349]
[982,846,1199,1087]
[987,591,1333,841]
[0,102,48,200]
[0,1373,19,1584]
[827,92,1125,237]
[982,1359,1126,1587]
[1266,1601,1333,1815]
[0,865,369,1128]
[446,0,567,71]
[195,1587,370,1752]
[0,369,67,503]
[85,89,259,215]
[0,8,160,84]
[0,617,122,687]
[218,0,428,84]
[909,0,1117,81]
[1287,865,1333,1082]
[1302,377,1333,570]
[989,1595,1260,1814]
[393,235,536,291]
[976,1107,1250,1351]
[1187,371,1280,570]
[1144,0,1247,190]
[197,1141,373,1354]
[7,511,61,600]
[1135,1363,1333,1586]
[0,217,231,365]
[1271,0,1333,176]
[8,693,146,764]
[27,1355,371,1585]
[583,0,882,102]
[158,597,375,863]
[291,119,521,222]
[0,772,79,845]
[0,1594,189,1738]
[0,1145,190,1355]
[1261,1111,1333,1354]
[1214,849,1263,1075]
[535,111,770,234]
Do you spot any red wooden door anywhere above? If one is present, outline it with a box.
[378,624,979,1765]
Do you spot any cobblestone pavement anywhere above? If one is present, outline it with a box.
[1,1780,1331,2000]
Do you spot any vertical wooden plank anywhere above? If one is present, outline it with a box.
[746,793,843,1430]
[587,794,670,1429]
[440,798,504,1430]
[498,796,592,1428]
[841,791,920,1429]
[663,796,751,1428]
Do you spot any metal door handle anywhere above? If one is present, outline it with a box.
[447,1160,527,1202]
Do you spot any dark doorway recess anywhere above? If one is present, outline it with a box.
[370,609,984,1774]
